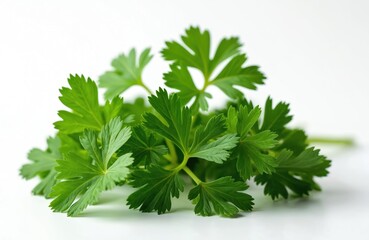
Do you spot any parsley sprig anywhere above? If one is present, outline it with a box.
[20,26,349,217]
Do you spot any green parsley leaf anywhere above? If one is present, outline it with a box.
[211,56,265,99]
[163,63,212,112]
[102,96,125,124]
[20,136,61,197]
[162,26,265,110]
[162,26,241,77]
[277,148,331,176]
[188,176,254,217]
[163,63,200,104]
[227,105,278,180]
[275,129,308,154]
[238,131,278,177]
[55,75,104,133]
[127,165,184,214]
[58,133,87,158]
[144,88,238,163]
[255,148,331,199]
[190,134,239,164]
[260,97,292,134]
[49,118,133,216]
[99,48,153,99]
[144,88,192,152]
[55,75,125,134]
[123,126,168,166]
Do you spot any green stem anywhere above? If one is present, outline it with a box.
[165,139,178,164]
[138,80,153,95]
[172,154,202,185]
[174,154,189,172]
[183,166,202,185]
[163,154,172,161]
[307,137,354,146]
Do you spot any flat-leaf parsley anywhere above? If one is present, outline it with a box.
[21,26,344,217]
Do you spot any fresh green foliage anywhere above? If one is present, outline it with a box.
[50,118,133,216]
[260,97,292,134]
[54,75,103,133]
[55,74,125,134]
[143,88,238,163]
[226,105,279,180]
[127,166,184,214]
[188,176,254,217]
[255,148,330,199]
[99,48,153,99]
[162,26,265,111]
[123,126,168,166]
[21,26,332,218]
[20,137,61,197]
[275,129,308,154]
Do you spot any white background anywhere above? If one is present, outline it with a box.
[1,0,368,239]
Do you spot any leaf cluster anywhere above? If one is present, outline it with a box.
[20,26,330,217]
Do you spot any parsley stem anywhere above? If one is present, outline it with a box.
[307,137,354,146]
[174,154,189,171]
[165,139,178,163]
[172,153,202,185]
[138,80,153,95]
[183,166,202,185]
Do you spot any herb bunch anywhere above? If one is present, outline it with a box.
[20,26,331,217]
